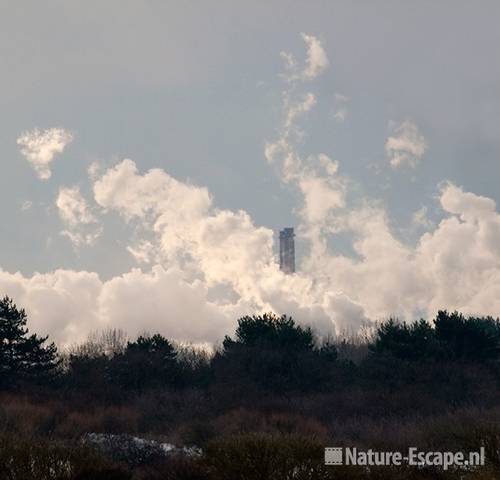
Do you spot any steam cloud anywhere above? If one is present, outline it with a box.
[3,34,500,346]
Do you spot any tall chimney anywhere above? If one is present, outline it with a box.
[279,227,295,274]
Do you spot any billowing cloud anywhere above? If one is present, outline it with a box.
[385,120,427,168]
[0,269,102,345]
[263,33,500,332]
[91,158,332,336]
[57,186,96,227]
[57,186,101,247]
[93,159,271,286]
[3,33,500,347]
[99,266,236,343]
[94,159,211,223]
[301,183,500,324]
[4,179,500,346]
[0,267,238,346]
[440,182,496,222]
[17,128,74,180]
[298,155,345,226]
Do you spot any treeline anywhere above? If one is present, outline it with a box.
[2,295,500,407]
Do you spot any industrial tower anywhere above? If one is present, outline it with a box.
[279,227,295,274]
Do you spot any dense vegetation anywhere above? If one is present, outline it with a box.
[1,295,500,479]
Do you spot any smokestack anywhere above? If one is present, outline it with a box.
[279,227,295,274]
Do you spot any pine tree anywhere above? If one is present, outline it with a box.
[108,334,180,390]
[0,296,60,385]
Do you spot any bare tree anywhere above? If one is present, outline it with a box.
[68,328,128,358]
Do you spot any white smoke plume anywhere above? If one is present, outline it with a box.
[2,34,500,347]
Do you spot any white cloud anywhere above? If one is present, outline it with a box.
[279,33,329,83]
[17,128,74,180]
[73,37,361,342]
[0,269,103,345]
[0,267,237,346]
[57,186,96,227]
[127,240,158,265]
[263,34,500,331]
[284,92,316,130]
[323,292,370,333]
[57,186,101,247]
[7,179,500,344]
[4,167,500,346]
[440,182,496,221]
[93,160,270,302]
[299,168,345,226]
[4,33,500,348]
[385,120,427,168]
[267,36,347,260]
[2,153,342,344]
[299,182,500,325]
[301,33,329,79]
[89,156,341,338]
[93,159,211,223]
[99,266,236,343]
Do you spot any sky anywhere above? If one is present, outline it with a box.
[1,1,500,345]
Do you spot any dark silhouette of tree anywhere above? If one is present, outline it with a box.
[67,353,110,393]
[434,311,500,360]
[370,318,438,361]
[370,311,500,363]
[223,313,316,352]
[214,314,337,393]
[0,296,59,386]
[108,334,180,391]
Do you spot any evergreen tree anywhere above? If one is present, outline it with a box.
[215,314,337,393]
[434,311,500,360]
[222,313,315,352]
[109,334,180,390]
[370,312,500,362]
[0,296,60,385]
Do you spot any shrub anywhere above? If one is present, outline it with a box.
[0,433,114,479]
[203,433,336,480]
